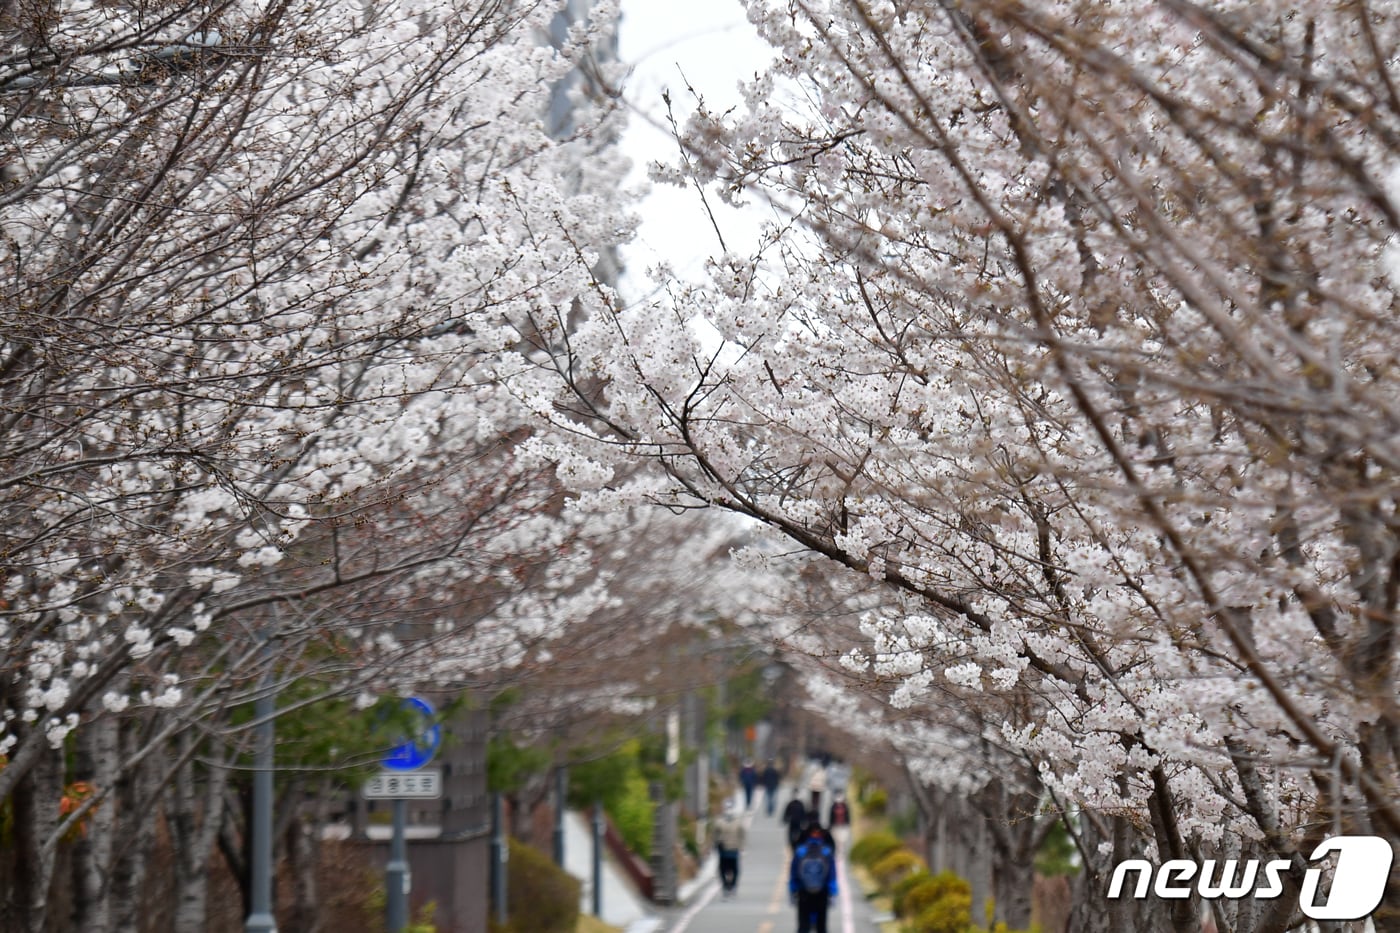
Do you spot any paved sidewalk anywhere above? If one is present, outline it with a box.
[657,790,880,933]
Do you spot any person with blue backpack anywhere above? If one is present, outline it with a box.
[789,819,838,933]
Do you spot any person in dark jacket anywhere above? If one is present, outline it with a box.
[761,759,781,815]
[739,759,758,809]
[783,795,808,851]
[789,821,838,933]
[805,813,835,849]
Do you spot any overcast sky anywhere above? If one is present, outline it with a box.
[614,0,776,304]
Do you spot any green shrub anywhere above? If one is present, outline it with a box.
[884,869,1038,933]
[849,830,902,868]
[901,872,972,921]
[609,771,654,859]
[906,879,973,933]
[871,848,927,889]
[487,838,580,933]
[569,741,655,858]
[891,870,932,917]
[487,735,551,795]
[862,786,889,817]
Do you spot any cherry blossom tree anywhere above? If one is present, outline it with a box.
[517,1,1400,930]
[0,0,634,927]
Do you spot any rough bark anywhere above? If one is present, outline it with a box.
[11,742,64,933]
[1066,809,1184,933]
[169,734,232,933]
[285,808,323,933]
[109,725,159,933]
[69,711,121,931]
[980,779,1040,929]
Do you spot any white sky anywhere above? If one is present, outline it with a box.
[614,0,777,305]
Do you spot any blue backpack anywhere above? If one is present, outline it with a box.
[797,842,831,893]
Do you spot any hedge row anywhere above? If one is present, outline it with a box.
[849,829,1035,933]
[487,838,581,933]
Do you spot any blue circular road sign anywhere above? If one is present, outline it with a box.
[381,696,442,771]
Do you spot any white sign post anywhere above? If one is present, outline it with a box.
[373,696,443,933]
[363,769,443,800]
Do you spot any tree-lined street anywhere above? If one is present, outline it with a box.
[4,0,1400,929]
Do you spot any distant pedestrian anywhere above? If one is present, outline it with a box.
[828,793,851,853]
[783,795,808,851]
[790,820,838,933]
[761,759,781,815]
[808,762,828,814]
[714,800,746,896]
[827,760,850,799]
[739,759,758,809]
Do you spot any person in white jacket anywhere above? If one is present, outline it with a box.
[713,800,747,896]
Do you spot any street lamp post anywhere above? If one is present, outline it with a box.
[386,799,409,932]
[591,801,604,917]
[245,671,277,933]
[553,765,567,867]
[491,793,508,926]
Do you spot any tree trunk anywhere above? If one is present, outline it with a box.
[70,710,121,930]
[1067,811,1183,933]
[12,741,64,933]
[1147,769,1206,933]
[967,816,992,928]
[930,805,949,876]
[170,734,232,933]
[937,790,994,928]
[985,785,1039,929]
[219,787,251,920]
[923,771,1042,929]
[286,807,323,933]
[110,725,160,933]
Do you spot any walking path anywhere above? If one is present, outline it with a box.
[656,788,880,933]
[563,809,659,932]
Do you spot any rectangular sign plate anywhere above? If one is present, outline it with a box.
[362,769,442,799]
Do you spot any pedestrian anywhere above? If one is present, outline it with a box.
[828,793,851,853]
[783,794,808,851]
[789,820,838,933]
[713,799,746,896]
[806,813,835,850]
[739,759,758,809]
[807,761,827,815]
[761,758,781,815]
[826,759,850,799]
